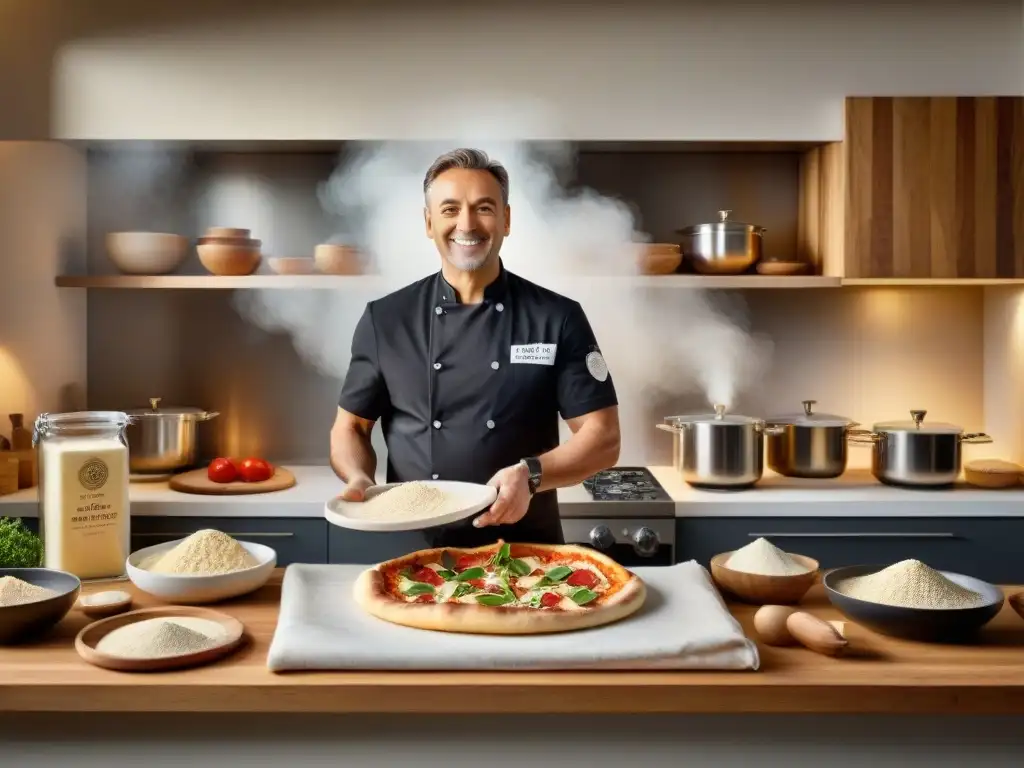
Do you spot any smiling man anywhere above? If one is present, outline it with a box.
[330,147,621,549]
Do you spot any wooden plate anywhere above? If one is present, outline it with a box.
[169,466,296,495]
[75,606,245,672]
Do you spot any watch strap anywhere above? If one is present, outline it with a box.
[521,456,542,495]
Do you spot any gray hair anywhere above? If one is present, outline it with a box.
[423,148,510,206]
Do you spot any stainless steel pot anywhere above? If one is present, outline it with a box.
[765,399,859,478]
[124,397,219,474]
[848,409,992,487]
[656,404,784,489]
[675,209,765,275]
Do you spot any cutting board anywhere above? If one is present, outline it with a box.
[169,466,296,495]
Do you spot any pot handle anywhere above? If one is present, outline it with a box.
[655,423,683,434]
[201,411,221,421]
[762,425,786,436]
[846,429,878,445]
[960,432,992,444]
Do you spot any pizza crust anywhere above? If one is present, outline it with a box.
[352,541,647,635]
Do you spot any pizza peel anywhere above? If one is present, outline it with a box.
[324,480,498,532]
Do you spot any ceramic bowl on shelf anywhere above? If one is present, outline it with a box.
[823,564,1004,642]
[197,237,262,276]
[106,232,189,275]
[709,551,820,605]
[314,243,364,275]
[126,539,276,604]
[0,567,81,644]
[268,256,316,275]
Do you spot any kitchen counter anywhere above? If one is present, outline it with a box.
[4,465,1024,518]
[3,569,1024,715]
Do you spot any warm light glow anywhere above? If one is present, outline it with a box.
[858,288,909,329]
[0,346,34,421]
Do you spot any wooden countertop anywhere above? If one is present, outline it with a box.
[2,569,1024,715]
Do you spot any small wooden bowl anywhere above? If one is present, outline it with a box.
[756,260,809,276]
[710,551,820,605]
[636,245,682,275]
[197,242,261,276]
[205,227,250,239]
[314,243,364,275]
[268,256,316,275]
[964,459,1022,488]
[77,590,133,619]
[75,606,245,672]
[1009,592,1024,622]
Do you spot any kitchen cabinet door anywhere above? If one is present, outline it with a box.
[677,517,1024,585]
[129,517,328,565]
[809,96,1024,279]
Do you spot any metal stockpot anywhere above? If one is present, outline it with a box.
[765,399,859,479]
[124,397,219,474]
[656,404,784,489]
[675,209,765,275]
[848,409,992,487]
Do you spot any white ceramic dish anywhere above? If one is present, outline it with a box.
[126,539,277,604]
[324,480,498,532]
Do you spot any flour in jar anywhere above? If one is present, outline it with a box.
[347,481,460,521]
[726,537,812,576]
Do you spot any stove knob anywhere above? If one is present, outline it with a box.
[588,525,615,550]
[632,527,660,557]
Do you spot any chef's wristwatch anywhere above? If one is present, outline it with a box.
[521,456,542,495]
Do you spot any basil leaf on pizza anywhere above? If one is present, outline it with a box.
[354,540,647,635]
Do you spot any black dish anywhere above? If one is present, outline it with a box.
[0,567,81,644]
[823,564,1004,643]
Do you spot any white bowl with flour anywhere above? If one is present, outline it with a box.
[325,480,498,532]
[126,539,276,604]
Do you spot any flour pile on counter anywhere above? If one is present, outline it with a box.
[350,481,456,520]
[0,576,57,606]
[145,529,258,575]
[96,616,224,659]
[726,538,811,576]
[835,559,987,609]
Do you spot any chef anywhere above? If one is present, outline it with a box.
[329,147,620,548]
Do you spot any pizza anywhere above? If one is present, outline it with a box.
[352,539,646,635]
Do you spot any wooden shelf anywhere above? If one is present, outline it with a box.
[55,274,843,290]
[842,278,1024,286]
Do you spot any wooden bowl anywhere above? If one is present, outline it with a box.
[314,243,364,275]
[636,245,682,275]
[106,232,189,275]
[268,257,316,275]
[710,552,819,605]
[1009,591,1024,622]
[756,260,809,276]
[205,227,250,239]
[197,241,261,276]
[964,459,1022,488]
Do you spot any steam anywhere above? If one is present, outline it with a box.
[222,112,773,463]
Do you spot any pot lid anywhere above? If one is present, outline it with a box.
[126,397,208,417]
[873,409,963,434]
[665,403,761,425]
[676,209,766,236]
[766,399,855,427]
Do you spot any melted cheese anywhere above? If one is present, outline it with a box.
[435,580,459,602]
[423,562,446,573]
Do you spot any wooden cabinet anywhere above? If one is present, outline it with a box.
[677,517,1024,584]
[800,96,1024,279]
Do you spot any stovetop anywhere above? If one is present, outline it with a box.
[582,467,672,502]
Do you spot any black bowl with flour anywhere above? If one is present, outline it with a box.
[823,564,1004,643]
[0,567,81,644]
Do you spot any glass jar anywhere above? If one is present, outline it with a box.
[33,411,133,581]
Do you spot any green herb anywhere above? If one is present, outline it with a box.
[508,558,532,577]
[0,517,42,568]
[570,587,598,605]
[490,542,511,567]
[536,566,572,587]
[455,567,486,581]
[476,592,516,607]
[402,582,436,597]
[451,583,478,600]
[436,569,456,581]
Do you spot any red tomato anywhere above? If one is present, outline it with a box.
[207,457,237,484]
[540,592,561,608]
[566,569,599,589]
[238,457,273,483]
[411,567,444,587]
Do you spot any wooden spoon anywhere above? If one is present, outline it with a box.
[77,590,133,619]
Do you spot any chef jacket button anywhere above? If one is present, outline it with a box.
[486,420,495,429]
[495,302,504,312]
[432,473,439,480]
[434,306,443,316]
[433,420,442,429]
[491,361,499,370]
[433,362,442,370]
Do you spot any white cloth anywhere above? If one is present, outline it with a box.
[266,560,760,672]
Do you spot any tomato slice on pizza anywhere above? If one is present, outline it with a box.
[353,540,646,634]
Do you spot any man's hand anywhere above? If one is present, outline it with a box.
[338,473,374,501]
[474,462,532,528]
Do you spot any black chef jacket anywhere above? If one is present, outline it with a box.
[338,260,618,548]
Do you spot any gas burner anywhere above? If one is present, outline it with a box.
[583,467,672,502]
